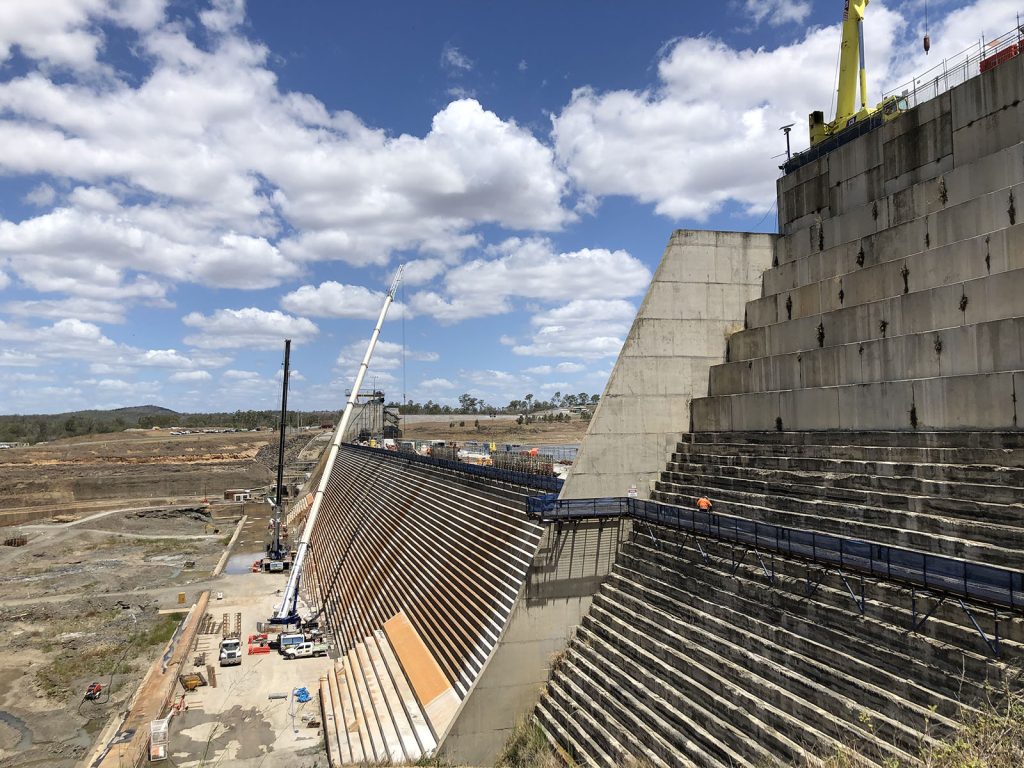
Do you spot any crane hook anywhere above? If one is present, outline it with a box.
[923,0,931,54]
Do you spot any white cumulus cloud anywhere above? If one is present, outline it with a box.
[170,370,212,382]
[513,299,637,359]
[182,308,318,349]
[281,281,407,320]
[409,237,650,323]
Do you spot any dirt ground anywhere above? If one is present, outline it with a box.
[399,415,589,444]
[0,430,289,523]
[0,429,329,768]
[0,505,232,768]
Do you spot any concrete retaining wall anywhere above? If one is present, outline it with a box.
[560,230,773,499]
[439,519,627,766]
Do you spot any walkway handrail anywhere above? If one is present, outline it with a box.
[530,496,1024,613]
[346,443,564,493]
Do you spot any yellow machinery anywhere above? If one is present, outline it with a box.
[809,0,907,145]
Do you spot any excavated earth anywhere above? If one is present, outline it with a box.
[0,429,295,768]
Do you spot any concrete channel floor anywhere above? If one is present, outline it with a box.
[167,572,333,768]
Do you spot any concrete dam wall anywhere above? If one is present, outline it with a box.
[306,445,543,763]
[693,51,1024,432]
[533,46,1024,768]
[307,48,1024,768]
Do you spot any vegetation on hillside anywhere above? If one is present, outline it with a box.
[0,405,342,444]
[394,390,600,416]
[0,389,602,444]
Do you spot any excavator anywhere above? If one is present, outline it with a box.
[808,0,908,147]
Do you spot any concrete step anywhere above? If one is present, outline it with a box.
[579,605,872,768]
[535,690,617,768]
[773,178,1024,297]
[665,456,1024,509]
[677,441,1024,470]
[755,219,1024,330]
[555,652,677,767]
[681,430,1024,449]
[650,482,1024,568]
[724,266,1024,362]
[669,448,1024,487]
[544,675,631,767]
[598,575,943,758]
[692,369,1024,431]
[778,168,1024,267]
[569,640,742,767]
[621,534,1017,684]
[713,315,1024,396]
[572,621,817,766]
[655,469,1024,546]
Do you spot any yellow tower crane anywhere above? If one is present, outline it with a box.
[809,0,908,146]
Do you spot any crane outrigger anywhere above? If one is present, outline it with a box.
[808,0,908,146]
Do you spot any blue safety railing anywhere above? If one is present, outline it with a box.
[782,113,883,175]
[345,443,564,492]
[530,496,1024,612]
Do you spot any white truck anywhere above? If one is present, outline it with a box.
[219,638,242,667]
[282,641,328,660]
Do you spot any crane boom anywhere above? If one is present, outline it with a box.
[270,265,405,624]
[809,0,906,147]
[836,0,869,124]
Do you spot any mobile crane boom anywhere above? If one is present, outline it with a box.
[809,0,906,146]
[270,265,404,625]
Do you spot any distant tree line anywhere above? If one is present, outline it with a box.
[0,406,344,444]
[392,391,600,416]
[0,390,604,444]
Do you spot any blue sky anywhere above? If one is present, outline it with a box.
[0,0,1018,414]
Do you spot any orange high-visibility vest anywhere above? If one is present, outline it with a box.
[696,496,713,511]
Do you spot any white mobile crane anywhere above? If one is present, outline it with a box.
[270,265,404,625]
[809,0,908,146]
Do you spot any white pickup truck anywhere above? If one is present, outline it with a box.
[282,641,328,660]
[219,638,242,667]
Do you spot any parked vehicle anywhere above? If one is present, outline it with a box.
[276,632,305,654]
[219,638,242,667]
[282,641,328,660]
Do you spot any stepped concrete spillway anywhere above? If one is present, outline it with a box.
[693,51,1024,432]
[533,43,1024,768]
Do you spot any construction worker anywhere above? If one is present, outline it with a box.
[696,495,713,512]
